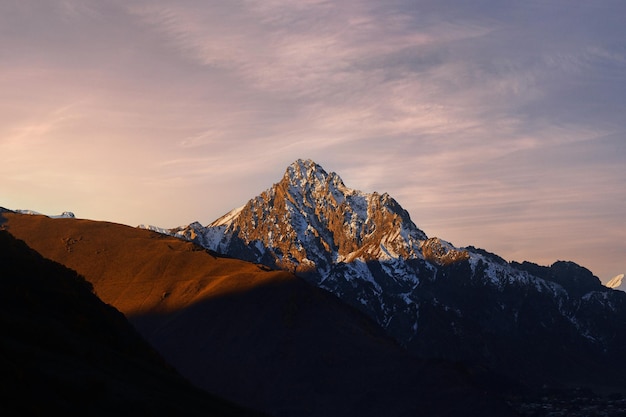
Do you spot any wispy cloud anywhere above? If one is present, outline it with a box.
[2,0,625,279]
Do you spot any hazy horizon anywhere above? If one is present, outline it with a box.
[2,1,624,282]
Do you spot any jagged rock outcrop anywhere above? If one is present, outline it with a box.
[187,159,426,266]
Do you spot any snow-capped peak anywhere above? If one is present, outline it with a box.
[209,205,244,227]
[605,273,625,290]
[15,209,75,218]
[284,159,347,190]
[168,159,429,268]
[55,211,76,218]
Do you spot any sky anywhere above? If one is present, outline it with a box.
[2,0,625,283]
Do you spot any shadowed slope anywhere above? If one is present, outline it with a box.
[0,230,267,417]
[2,212,517,417]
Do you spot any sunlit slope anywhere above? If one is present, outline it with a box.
[3,212,289,316]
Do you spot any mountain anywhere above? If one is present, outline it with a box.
[1,211,517,417]
[0,229,266,417]
[160,159,626,392]
[13,208,75,218]
[606,274,625,290]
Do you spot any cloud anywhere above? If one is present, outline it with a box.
[2,0,625,279]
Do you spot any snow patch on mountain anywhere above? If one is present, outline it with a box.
[137,224,172,235]
[14,209,75,218]
[605,273,625,291]
[209,206,245,227]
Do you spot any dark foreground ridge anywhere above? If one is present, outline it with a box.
[0,230,267,417]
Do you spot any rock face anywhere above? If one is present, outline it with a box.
[200,159,426,265]
[160,159,626,390]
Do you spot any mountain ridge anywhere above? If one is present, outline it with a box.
[147,158,626,392]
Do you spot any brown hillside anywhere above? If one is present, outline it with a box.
[1,212,518,417]
[1,212,289,316]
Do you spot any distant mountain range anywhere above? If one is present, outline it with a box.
[145,159,626,391]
